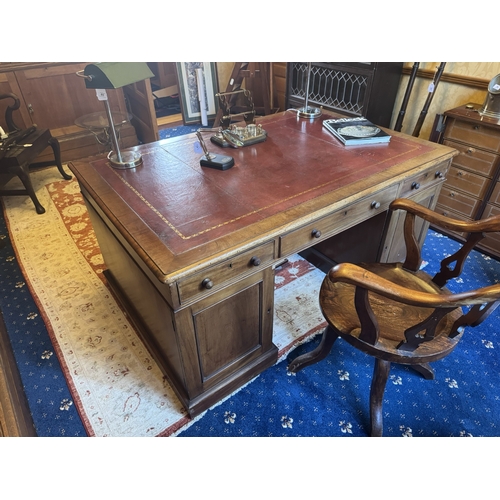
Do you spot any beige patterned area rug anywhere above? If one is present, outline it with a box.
[2,166,326,437]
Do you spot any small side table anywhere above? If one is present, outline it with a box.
[75,111,131,153]
[0,128,72,214]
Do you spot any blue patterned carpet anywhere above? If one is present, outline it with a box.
[179,232,500,437]
[158,122,214,140]
[2,201,500,436]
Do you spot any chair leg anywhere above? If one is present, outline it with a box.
[287,325,339,373]
[370,358,391,437]
[48,137,72,180]
[411,362,435,380]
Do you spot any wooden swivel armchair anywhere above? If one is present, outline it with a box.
[0,93,71,214]
[288,198,500,436]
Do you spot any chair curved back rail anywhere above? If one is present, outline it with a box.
[288,197,500,436]
[0,93,22,133]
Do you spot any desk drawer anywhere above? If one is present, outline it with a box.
[445,118,500,153]
[279,184,398,257]
[399,167,448,199]
[443,139,499,178]
[177,240,275,303]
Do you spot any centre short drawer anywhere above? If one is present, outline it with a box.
[279,184,398,256]
[177,240,275,303]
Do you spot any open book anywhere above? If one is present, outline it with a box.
[323,116,391,145]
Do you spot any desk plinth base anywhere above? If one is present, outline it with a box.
[103,268,278,419]
[182,345,278,418]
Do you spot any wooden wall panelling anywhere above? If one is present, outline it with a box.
[0,71,31,131]
[272,63,287,112]
[0,63,140,163]
[13,63,128,130]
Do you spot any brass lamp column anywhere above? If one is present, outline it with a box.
[297,62,322,119]
[78,62,154,169]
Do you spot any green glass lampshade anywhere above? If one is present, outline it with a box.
[83,62,154,89]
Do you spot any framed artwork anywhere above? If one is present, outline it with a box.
[175,62,219,125]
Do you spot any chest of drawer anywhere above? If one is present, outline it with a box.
[443,139,499,178]
[279,184,398,257]
[445,165,490,198]
[478,203,500,254]
[444,118,500,153]
[489,182,500,206]
[177,240,275,303]
[436,185,482,218]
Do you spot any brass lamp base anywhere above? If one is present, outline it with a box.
[108,150,143,169]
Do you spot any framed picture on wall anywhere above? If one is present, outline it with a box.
[175,62,219,125]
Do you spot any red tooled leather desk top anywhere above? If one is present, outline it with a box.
[84,112,440,257]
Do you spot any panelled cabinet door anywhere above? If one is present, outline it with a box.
[174,267,275,401]
[123,79,159,144]
[0,71,31,131]
[13,63,128,130]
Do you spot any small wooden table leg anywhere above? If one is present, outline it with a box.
[48,137,72,180]
[16,164,45,214]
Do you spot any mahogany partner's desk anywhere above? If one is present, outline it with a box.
[69,111,457,417]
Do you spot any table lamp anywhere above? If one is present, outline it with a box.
[78,62,154,169]
[297,62,322,119]
[479,73,500,119]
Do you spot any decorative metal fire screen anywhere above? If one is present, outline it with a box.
[288,62,368,115]
[285,63,403,128]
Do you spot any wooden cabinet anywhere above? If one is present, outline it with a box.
[285,62,403,127]
[0,63,139,162]
[436,103,500,257]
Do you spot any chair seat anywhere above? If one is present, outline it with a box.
[319,262,465,364]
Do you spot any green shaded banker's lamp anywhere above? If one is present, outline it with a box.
[78,62,154,169]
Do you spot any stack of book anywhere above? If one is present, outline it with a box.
[322,116,391,146]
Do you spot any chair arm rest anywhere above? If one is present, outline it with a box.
[390,198,500,233]
[329,262,500,308]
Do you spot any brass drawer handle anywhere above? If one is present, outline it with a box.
[371,201,381,209]
[466,147,476,154]
[457,171,464,177]
[311,229,322,238]
[250,256,261,266]
[201,278,213,289]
